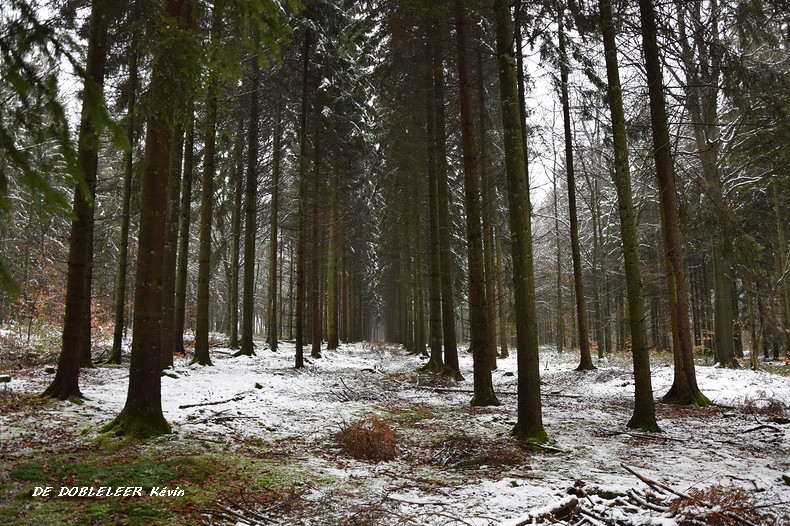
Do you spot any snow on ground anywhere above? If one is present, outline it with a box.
[2,340,789,524]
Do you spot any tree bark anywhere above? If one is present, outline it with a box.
[160,122,183,369]
[433,18,462,380]
[558,11,594,370]
[109,3,138,365]
[268,101,282,352]
[638,0,709,406]
[599,0,659,430]
[103,0,189,438]
[45,0,110,398]
[454,0,499,407]
[493,0,545,442]
[239,53,259,358]
[173,101,194,355]
[295,29,311,368]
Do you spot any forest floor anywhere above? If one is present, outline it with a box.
[0,336,789,525]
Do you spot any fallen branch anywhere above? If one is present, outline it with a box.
[179,394,247,409]
[742,424,782,433]
[426,387,581,398]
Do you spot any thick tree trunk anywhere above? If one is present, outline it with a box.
[493,0,545,443]
[599,0,659,431]
[454,0,499,407]
[638,0,709,406]
[103,0,189,438]
[45,0,109,398]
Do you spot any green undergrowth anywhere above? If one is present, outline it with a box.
[0,437,334,525]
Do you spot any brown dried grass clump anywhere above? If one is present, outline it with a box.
[335,417,397,462]
[743,390,789,423]
[669,484,765,525]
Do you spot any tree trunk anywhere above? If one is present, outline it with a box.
[432,27,462,379]
[558,11,594,371]
[423,28,446,373]
[295,29,311,369]
[494,219,510,358]
[638,0,709,406]
[326,159,339,350]
[268,101,282,352]
[239,54,259,358]
[228,107,245,349]
[160,123,183,369]
[477,45,499,371]
[599,0,659,430]
[173,102,194,355]
[45,0,110,398]
[310,111,322,359]
[493,0,545,442]
[109,6,138,365]
[102,0,189,438]
[454,0,498,407]
[193,8,223,366]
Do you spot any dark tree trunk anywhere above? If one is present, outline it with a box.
[109,3,138,365]
[558,11,594,371]
[638,0,709,406]
[295,29,311,369]
[454,0,498,407]
[599,0,659,431]
[268,101,282,352]
[173,102,194,355]
[160,123,183,369]
[103,0,189,438]
[45,0,110,398]
[239,56,259,358]
[193,8,223,366]
[423,26,446,373]
[493,0,545,443]
[432,19,462,379]
[310,112,322,359]
[228,108,246,349]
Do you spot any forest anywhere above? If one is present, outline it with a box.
[1,0,789,524]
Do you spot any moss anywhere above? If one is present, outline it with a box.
[470,391,501,407]
[9,461,47,482]
[101,409,172,439]
[511,422,549,448]
[626,417,661,433]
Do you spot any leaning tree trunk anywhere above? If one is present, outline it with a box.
[558,11,594,370]
[454,0,499,407]
[638,0,709,406]
[599,0,659,431]
[45,0,110,399]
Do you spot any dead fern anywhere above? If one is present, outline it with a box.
[668,484,764,525]
[336,417,397,462]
